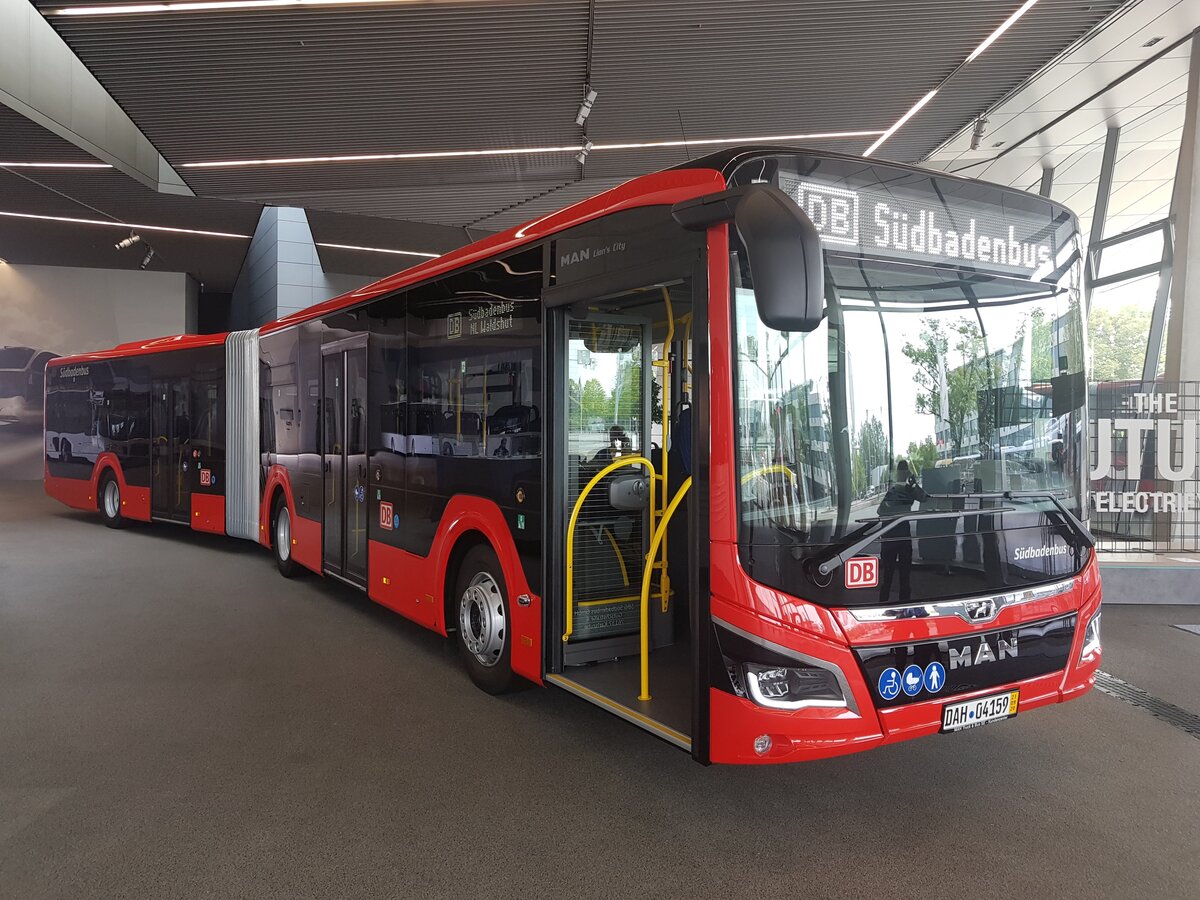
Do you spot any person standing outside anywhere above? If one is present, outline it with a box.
[877,459,929,604]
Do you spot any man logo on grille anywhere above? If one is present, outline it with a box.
[965,599,997,621]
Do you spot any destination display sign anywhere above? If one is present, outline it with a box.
[764,159,1077,282]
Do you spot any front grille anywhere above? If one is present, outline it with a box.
[856,614,1077,708]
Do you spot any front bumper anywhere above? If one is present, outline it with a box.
[708,561,1102,765]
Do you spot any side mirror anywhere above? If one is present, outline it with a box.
[672,184,825,333]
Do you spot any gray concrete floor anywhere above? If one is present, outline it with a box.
[2,481,1198,900]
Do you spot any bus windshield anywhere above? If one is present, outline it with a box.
[728,152,1088,606]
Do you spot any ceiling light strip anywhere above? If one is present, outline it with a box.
[52,0,420,16]
[0,162,114,169]
[0,210,250,239]
[863,0,1041,157]
[966,0,1040,63]
[180,131,884,170]
[316,242,438,258]
[862,90,938,157]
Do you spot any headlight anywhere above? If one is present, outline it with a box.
[716,620,858,713]
[1079,610,1101,661]
[742,662,847,710]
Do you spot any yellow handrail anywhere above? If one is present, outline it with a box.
[638,476,692,701]
[654,286,675,616]
[563,455,656,643]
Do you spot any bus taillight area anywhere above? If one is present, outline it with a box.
[708,546,1102,765]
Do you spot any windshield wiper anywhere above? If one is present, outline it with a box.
[814,507,1014,576]
[924,490,1094,549]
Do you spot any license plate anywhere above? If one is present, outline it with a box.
[941,690,1020,733]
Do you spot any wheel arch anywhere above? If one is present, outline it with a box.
[427,496,541,685]
[442,529,494,633]
[90,453,127,512]
[260,464,297,549]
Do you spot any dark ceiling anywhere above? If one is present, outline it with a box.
[2,0,1129,286]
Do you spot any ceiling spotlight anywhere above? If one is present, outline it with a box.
[575,139,594,166]
[114,232,142,250]
[575,87,598,126]
[139,246,155,270]
[969,116,988,151]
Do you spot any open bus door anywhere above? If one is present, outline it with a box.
[543,244,708,759]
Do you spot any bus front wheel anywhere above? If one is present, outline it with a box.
[272,495,300,579]
[454,544,518,694]
[99,473,125,529]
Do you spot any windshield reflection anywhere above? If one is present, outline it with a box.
[734,253,1086,545]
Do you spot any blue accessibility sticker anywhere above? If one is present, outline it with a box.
[354,484,366,503]
[902,664,924,696]
[923,661,946,694]
[878,667,902,701]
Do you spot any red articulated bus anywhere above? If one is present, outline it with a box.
[44,147,1102,764]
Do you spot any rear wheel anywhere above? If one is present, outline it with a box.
[272,495,300,578]
[454,544,518,694]
[99,473,125,529]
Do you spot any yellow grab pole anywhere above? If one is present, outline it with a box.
[563,455,656,643]
[655,286,674,615]
[638,476,692,701]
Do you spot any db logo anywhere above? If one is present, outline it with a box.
[379,501,394,531]
[199,469,212,487]
[846,557,878,588]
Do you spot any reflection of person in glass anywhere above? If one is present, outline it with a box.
[878,459,929,604]
[592,425,632,464]
[493,437,510,458]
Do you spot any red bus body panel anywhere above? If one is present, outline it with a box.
[44,453,151,522]
[259,465,322,575]
[190,493,225,535]
[367,494,542,685]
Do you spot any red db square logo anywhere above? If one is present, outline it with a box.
[846,557,878,588]
[199,469,212,487]
[379,501,394,531]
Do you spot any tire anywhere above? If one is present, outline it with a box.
[272,495,301,578]
[99,472,125,529]
[454,544,518,694]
